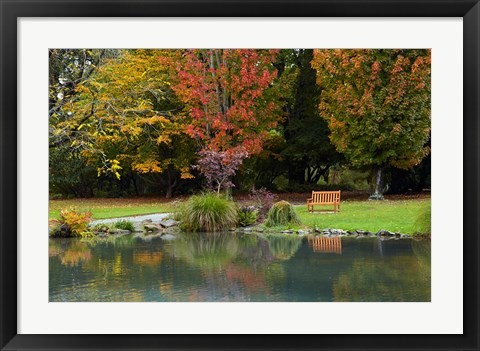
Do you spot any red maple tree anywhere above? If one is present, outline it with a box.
[160,49,283,156]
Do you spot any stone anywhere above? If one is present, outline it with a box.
[140,219,153,224]
[144,223,163,232]
[255,228,264,232]
[376,229,396,237]
[314,227,322,233]
[243,227,253,232]
[159,219,180,228]
[328,228,346,236]
[368,193,385,201]
[297,229,307,235]
[282,230,294,234]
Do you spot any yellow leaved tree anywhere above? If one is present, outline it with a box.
[64,49,196,197]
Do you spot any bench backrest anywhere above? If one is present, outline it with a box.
[311,191,340,203]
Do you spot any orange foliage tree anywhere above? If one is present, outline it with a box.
[159,49,284,191]
[311,49,431,198]
[161,49,283,155]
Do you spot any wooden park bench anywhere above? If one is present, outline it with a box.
[307,190,341,213]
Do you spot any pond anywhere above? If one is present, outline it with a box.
[49,233,430,302]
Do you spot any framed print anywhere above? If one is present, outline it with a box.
[1,0,479,350]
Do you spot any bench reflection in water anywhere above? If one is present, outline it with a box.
[308,236,342,254]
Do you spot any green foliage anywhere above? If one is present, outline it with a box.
[279,49,342,186]
[50,208,92,237]
[265,201,301,227]
[79,231,97,238]
[237,206,258,227]
[113,220,135,232]
[176,193,238,232]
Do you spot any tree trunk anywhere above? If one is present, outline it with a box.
[165,166,178,199]
[131,171,139,196]
[166,185,174,199]
[369,166,385,200]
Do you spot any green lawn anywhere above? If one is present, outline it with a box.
[49,198,174,220]
[294,198,430,235]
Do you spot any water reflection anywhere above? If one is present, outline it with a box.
[262,234,302,260]
[49,233,430,302]
[308,236,342,254]
[49,240,92,266]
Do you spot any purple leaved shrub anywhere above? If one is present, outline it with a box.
[195,148,248,193]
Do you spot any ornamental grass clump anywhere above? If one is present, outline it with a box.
[265,201,301,227]
[177,193,238,232]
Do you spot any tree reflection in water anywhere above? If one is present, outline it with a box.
[332,239,430,302]
[49,234,430,302]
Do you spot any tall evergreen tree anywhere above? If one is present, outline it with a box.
[280,49,342,187]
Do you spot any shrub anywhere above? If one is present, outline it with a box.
[248,187,278,221]
[195,148,248,193]
[50,208,92,237]
[176,193,238,232]
[237,206,258,227]
[265,201,301,227]
[113,220,135,232]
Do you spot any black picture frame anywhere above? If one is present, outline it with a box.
[1,1,478,350]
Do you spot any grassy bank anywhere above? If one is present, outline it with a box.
[50,196,430,235]
[294,198,430,234]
